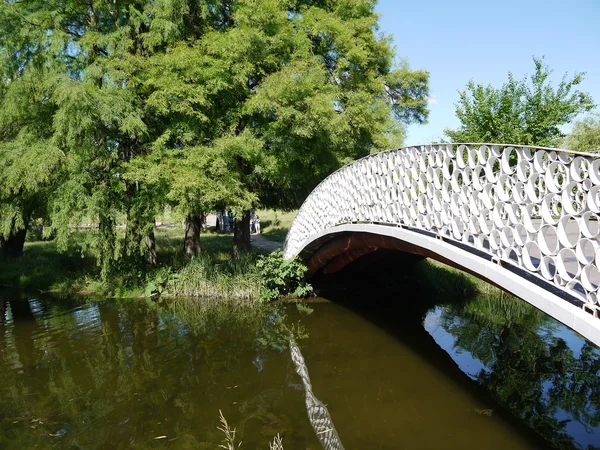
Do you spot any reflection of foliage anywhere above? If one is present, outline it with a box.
[441,293,600,449]
[158,296,269,337]
[0,294,309,449]
[256,311,308,352]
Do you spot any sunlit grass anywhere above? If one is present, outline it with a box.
[255,210,297,243]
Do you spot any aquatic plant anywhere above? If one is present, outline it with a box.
[218,411,284,450]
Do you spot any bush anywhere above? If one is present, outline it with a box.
[256,249,313,301]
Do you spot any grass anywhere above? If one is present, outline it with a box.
[0,227,267,299]
[165,250,264,299]
[0,234,97,294]
[255,210,297,243]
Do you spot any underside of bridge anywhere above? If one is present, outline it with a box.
[284,144,600,347]
[292,224,600,347]
[302,231,505,291]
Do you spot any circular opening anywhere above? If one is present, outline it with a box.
[557,215,581,248]
[538,225,559,255]
[489,229,501,250]
[590,159,600,185]
[503,247,520,264]
[517,161,532,182]
[452,218,465,240]
[478,145,491,165]
[501,147,518,174]
[570,157,589,182]
[581,264,600,292]
[580,212,600,238]
[576,238,597,265]
[545,162,568,193]
[556,248,580,281]
[540,255,556,280]
[565,280,587,302]
[514,224,528,246]
[500,227,515,247]
[541,193,560,225]
[523,241,542,272]
[526,173,546,203]
[562,182,586,215]
[587,186,600,213]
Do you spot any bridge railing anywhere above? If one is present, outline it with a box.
[284,143,600,314]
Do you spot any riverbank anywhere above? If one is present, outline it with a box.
[0,213,519,306]
[0,228,270,299]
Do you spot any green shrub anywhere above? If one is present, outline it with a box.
[256,250,313,301]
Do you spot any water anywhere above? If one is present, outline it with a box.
[0,287,599,449]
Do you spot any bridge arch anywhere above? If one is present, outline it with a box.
[283,143,600,346]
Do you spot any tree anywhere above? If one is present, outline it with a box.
[445,57,595,146]
[219,0,430,253]
[0,0,430,270]
[564,114,600,152]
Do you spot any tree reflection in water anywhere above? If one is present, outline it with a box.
[0,293,312,449]
[316,258,600,450]
[437,292,600,450]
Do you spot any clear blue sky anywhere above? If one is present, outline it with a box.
[376,0,600,146]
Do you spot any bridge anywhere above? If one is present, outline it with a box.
[283,143,600,347]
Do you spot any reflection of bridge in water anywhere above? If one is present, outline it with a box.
[284,144,600,346]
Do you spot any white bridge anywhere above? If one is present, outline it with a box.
[283,144,600,347]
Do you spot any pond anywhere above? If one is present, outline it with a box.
[1,276,599,449]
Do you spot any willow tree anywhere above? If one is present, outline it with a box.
[0,0,429,268]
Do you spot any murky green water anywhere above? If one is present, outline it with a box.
[1,287,599,449]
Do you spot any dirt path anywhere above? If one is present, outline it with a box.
[251,234,283,253]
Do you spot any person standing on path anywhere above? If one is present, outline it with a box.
[254,215,261,234]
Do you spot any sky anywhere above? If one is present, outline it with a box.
[375,0,600,146]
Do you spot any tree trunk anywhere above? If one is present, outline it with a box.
[0,229,27,258]
[0,235,6,258]
[184,212,204,256]
[232,209,251,258]
[99,213,116,280]
[146,229,157,268]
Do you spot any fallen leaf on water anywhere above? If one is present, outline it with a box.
[475,409,493,416]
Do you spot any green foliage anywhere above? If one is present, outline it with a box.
[256,249,313,301]
[564,114,600,152]
[144,267,177,297]
[445,57,595,146]
[0,0,429,272]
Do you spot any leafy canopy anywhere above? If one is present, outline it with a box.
[0,0,429,270]
[445,57,595,146]
[564,114,600,152]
